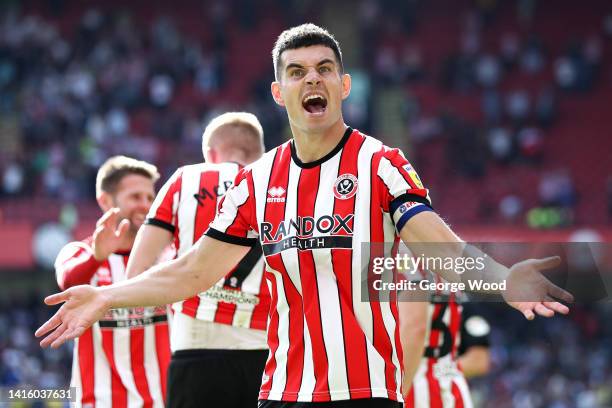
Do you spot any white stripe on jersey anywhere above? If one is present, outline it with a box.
[106,255,145,406]
[231,257,265,328]
[252,151,277,232]
[455,376,473,408]
[299,315,316,401]
[177,166,200,254]
[143,324,164,408]
[313,153,350,401]
[352,137,387,396]
[92,325,112,407]
[113,329,143,408]
[411,363,431,408]
[194,162,238,320]
[108,253,125,282]
[270,158,302,399]
[70,342,82,405]
[267,269,290,400]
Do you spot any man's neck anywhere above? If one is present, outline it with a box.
[291,120,348,164]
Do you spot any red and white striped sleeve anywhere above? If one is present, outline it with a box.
[54,239,101,290]
[206,168,258,246]
[145,168,183,233]
[376,147,433,233]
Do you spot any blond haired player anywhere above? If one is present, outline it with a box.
[125,112,268,408]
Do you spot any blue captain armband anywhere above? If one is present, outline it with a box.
[391,200,433,233]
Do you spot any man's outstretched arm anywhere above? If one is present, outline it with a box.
[399,211,573,319]
[35,235,250,348]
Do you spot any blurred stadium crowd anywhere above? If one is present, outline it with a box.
[0,0,611,407]
[1,0,611,226]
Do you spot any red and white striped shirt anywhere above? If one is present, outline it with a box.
[405,285,472,408]
[207,128,433,403]
[55,240,171,408]
[145,162,269,331]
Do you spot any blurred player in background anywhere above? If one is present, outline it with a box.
[125,112,268,408]
[401,284,491,407]
[458,304,491,380]
[54,156,171,407]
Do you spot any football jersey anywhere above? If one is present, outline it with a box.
[145,162,269,331]
[55,241,171,408]
[207,128,433,402]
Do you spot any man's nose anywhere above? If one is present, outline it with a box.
[139,196,152,210]
[305,69,321,85]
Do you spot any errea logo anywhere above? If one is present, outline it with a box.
[267,186,286,203]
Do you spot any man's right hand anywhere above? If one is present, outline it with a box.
[92,208,131,261]
[35,285,111,348]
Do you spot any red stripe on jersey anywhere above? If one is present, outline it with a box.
[426,304,443,408]
[384,149,419,190]
[250,265,270,330]
[155,323,171,400]
[224,170,254,238]
[78,328,96,406]
[369,150,399,399]
[332,132,371,398]
[183,171,220,318]
[260,147,292,399]
[404,386,415,407]
[389,240,404,376]
[260,272,279,398]
[278,260,305,399]
[451,380,465,408]
[297,165,331,402]
[149,169,183,225]
[194,170,219,241]
[246,168,259,234]
[101,330,128,408]
[214,301,237,325]
[269,147,307,399]
[129,328,153,407]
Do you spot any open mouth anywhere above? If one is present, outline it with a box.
[302,93,328,114]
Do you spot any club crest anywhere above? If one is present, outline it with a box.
[333,174,358,200]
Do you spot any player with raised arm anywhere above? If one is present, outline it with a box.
[125,112,268,408]
[37,24,572,408]
[53,156,170,407]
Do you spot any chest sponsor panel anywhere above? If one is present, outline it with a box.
[260,214,354,256]
[99,305,168,328]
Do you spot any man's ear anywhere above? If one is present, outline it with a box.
[341,73,352,100]
[271,81,285,107]
[97,191,113,212]
[206,148,219,164]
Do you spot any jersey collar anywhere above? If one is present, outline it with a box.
[290,127,353,169]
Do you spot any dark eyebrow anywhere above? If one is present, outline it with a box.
[284,58,337,72]
[317,59,336,67]
[285,63,305,72]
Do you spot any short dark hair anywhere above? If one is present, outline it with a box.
[272,23,343,80]
[96,155,159,196]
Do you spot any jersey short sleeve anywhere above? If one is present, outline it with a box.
[206,168,258,246]
[145,168,183,233]
[458,305,491,355]
[376,148,433,233]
